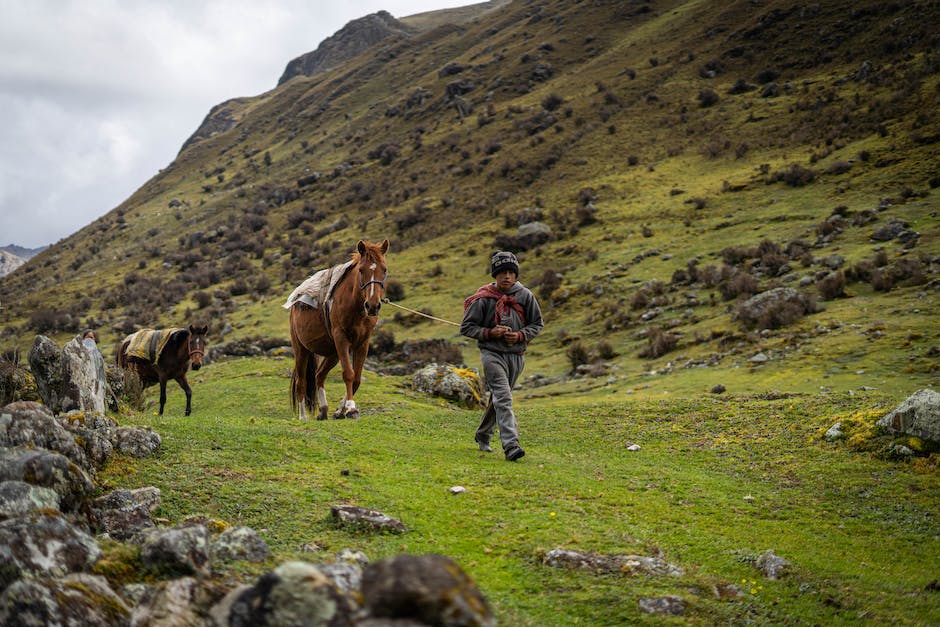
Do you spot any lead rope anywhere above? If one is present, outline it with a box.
[381,298,461,327]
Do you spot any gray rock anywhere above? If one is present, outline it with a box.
[0,401,89,470]
[129,576,205,627]
[211,525,271,563]
[0,480,60,520]
[517,221,553,247]
[26,335,109,414]
[755,549,789,579]
[331,505,405,534]
[139,523,211,577]
[736,287,816,330]
[27,336,66,412]
[543,547,684,576]
[0,447,93,513]
[0,513,101,588]
[113,426,162,457]
[91,486,161,540]
[638,595,686,615]
[870,218,908,242]
[876,389,940,444]
[319,561,363,597]
[219,561,355,627]
[58,410,118,469]
[412,363,484,409]
[824,421,844,442]
[0,573,129,626]
[362,554,495,627]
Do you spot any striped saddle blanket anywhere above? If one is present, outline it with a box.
[123,328,181,363]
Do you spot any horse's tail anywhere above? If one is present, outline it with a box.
[116,340,130,368]
[289,367,297,413]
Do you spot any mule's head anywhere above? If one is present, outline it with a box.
[355,239,389,317]
[187,324,209,371]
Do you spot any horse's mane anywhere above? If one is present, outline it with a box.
[351,241,387,265]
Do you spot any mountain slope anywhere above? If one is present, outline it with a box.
[1,0,937,398]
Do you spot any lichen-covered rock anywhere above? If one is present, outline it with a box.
[211,526,271,564]
[543,547,683,576]
[0,447,94,513]
[330,505,405,534]
[412,364,484,409]
[138,523,210,577]
[26,336,66,412]
[755,549,790,579]
[361,554,495,627]
[0,401,89,470]
[876,389,940,444]
[638,595,686,616]
[58,410,118,469]
[26,336,109,415]
[92,486,161,540]
[0,573,129,626]
[130,576,225,627]
[0,513,101,590]
[217,561,355,627]
[113,426,162,457]
[0,480,60,520]
[735,287,816,330]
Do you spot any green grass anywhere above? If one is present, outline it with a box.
[99,355,940,625]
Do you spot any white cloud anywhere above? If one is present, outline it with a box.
[0,0,474,248]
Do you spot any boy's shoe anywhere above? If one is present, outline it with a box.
[475,437,493,453]
[505,447,525,462]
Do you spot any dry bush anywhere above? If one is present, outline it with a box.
[771,164,817,187]
[639,326,678,358]
[385,280,406,301]
[816,271,846,299]
[566,341,590,370]
[719,271,759,301]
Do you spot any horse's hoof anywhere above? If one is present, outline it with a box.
[333,412,346,420]
[317,414,328,421]
[346,409,360,420]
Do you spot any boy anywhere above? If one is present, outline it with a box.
[461,251,544,461]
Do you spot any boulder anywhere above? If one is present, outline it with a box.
[0,573,129,625]
[58,410,116,469]
[216,561,355,627]
[113,426,162,457]
[0,447,93,513]
[0,401,89,470]
[876,389,940,444]
[735,287,816,330]
[211,525,271,564]
[27,335,109,414]
[638,596,686,616]
[412,364,484,409]
[0,480,60,520]
[130,576,215,627]
[543,548,683,576]
[138,523,211,577]
[0,513,101,589]
[755,549,789,579]
[91,486,161,540]
[0,356,37,407]
[361,554,495,627]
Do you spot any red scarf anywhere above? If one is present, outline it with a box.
[464,284,526,326]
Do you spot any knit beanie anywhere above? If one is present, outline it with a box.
[490,251,520,277]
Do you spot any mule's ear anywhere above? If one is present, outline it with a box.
[357,240,366,255]
[189,324,195,334]
[380,239,390,254]
[200,325,208,335]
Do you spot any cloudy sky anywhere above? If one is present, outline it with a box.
[0,0,475,249]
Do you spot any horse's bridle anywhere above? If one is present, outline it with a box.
[188,334,205,361]
[359,268,387,293]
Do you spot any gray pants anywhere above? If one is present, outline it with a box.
[476,350,524,452]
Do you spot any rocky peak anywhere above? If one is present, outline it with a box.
[277,10,415,85]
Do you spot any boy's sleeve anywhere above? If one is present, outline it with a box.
[520,292,544,343]
[460,298,488,340]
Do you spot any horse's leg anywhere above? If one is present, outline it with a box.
[176,374,193,416]
[305,355,318,416]
[297,348,311,421]
[315,353,339,420]
[333,337,357,419]
[345,341,370,420]
[158,377,168,415]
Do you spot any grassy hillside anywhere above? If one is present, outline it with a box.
[1,0,937,402]
[97,355,940,624]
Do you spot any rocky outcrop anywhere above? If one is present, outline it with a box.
[877,388,940,444]
[277,11,415,85]
[412,363,484,408]
[0,250,25,278]
[27,335,109,414]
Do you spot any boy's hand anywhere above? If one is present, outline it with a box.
[491,325,510,339]
[504,331,521,345]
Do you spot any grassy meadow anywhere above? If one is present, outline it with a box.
[98,355,940,625]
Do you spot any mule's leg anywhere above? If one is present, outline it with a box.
[176,374,193,416]
[315,353,339,420]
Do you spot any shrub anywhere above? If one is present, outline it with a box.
[719,271,759,301]
[541,93,564,111]
[639,327,678,358]
[385,280,405,301]
[566,341,590,370]
[774,164,817,187]
[697,88,719,107]
[816,271,846,300]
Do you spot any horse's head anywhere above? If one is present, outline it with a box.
[187,324,209,370]
[355,239,389,317]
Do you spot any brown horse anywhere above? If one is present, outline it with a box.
[287,239,389,420]
[117,324,209,416]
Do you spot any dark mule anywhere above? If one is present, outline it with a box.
[117,324,209,415]
[288,239,389,420]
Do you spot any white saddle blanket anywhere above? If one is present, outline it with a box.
[282,260,354,310]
